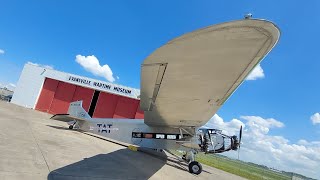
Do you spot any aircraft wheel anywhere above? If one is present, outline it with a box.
[68,125,74,129]
[188,161,202,174]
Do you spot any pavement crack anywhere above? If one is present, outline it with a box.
[25,120,51,173]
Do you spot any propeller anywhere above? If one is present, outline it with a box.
[238,125,243,160]
[239,125,242,149]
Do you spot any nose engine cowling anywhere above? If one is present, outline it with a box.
[198,129,225,153]
[197,128,241,153]
[231,135,239,150]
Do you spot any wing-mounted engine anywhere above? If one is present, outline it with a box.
[197,126,242,153]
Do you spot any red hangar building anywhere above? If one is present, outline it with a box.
[11,63,144,119]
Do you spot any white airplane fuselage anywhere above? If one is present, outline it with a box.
[76,117,197,151]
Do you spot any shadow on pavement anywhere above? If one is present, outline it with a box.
[46,125,211,179]
[48,149,165,180]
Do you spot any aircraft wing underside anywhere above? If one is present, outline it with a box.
[140,19,280,127]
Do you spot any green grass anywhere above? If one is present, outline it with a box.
[170,151,292,180]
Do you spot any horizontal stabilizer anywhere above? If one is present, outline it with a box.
[50,114,87,122]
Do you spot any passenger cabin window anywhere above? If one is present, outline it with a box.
[156,134,165,139]
[167,135,176,139]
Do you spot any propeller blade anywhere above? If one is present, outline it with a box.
[239,125,242,148]
[238,125,243,160]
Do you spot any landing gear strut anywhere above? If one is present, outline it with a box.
[185,150,203,175]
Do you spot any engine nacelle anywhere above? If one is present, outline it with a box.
[231,135,239,150]
[197,128,240,153]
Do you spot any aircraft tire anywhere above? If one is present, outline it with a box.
[188,161,202,174]
[68,125,74,129]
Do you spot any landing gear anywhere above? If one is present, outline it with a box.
[188,161,202,175]
[184,150,203,175]
[68,121,77,130]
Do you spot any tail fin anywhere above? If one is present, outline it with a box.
[68,101,92,119]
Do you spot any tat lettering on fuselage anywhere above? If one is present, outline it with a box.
[96,124,119,133]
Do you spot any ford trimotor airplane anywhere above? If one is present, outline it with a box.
[51,17,280,175]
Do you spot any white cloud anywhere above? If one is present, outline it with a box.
[246,64,265,80]
[203,115,320,179]
[310,113,320,125]
[298,139,320,146]
[116,76,120,80]
[241,116,284,135]
[27,61,54,69]
[75,55,115,82]
[203,114,244,136]
[0,49,4,54]
[27,62,37,66]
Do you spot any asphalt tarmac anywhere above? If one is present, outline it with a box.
[0,101,245,180]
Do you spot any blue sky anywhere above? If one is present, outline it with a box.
[1,1,320,178]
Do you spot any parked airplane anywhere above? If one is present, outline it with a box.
[51,18,280,175]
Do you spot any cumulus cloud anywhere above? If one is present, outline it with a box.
[310,113,320,125]
[203,114,244,136]
[27,61,54,69]
[298,139,320,146]
[0,49,4,54]
[203,114,320,179]
[75,55,115,82]
[241,116,284,135]
[246,64,265,80]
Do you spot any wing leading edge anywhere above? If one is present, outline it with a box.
[140,19,280,127]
